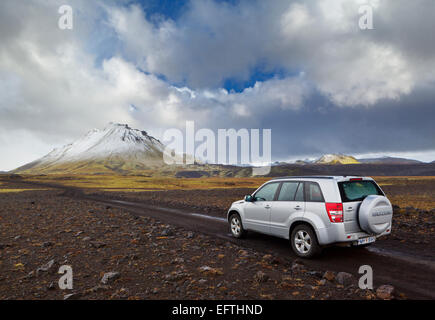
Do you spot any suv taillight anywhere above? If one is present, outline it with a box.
[325,203,343,223]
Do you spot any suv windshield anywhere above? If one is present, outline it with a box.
[338,180,383,202]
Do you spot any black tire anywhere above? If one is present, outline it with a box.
[229,213,246,239]
[290,224,321,258]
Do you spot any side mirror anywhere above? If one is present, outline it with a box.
[244,195,254,202]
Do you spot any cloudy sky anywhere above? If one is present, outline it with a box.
[0,0,434,170]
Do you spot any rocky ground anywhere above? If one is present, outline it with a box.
[0,188,393,300]
[384,206,435,259]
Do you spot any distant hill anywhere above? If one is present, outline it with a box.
[272,161,289,166]
[294,160,310,165]
[266,163,435,177]
[358,156,423,165]
[314,154,359,165]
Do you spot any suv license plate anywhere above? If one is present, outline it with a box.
[357,236,376,245]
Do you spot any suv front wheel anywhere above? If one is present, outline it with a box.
[290,224,321,258]
[229,213,246,239]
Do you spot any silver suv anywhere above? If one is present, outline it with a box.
[227,176,393,258]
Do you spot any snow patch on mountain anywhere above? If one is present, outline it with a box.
[39,123,164,165]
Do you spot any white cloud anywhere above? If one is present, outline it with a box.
[109,0,435,107]
[313,43,413,106]
[281,3,313,32]
[0,130,55,171]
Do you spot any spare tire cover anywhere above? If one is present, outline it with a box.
[358,195,393,234]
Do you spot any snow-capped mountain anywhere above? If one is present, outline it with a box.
[14,123,166,174]
[314,154,360,165]
[41,123,164,163]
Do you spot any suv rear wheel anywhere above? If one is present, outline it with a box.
[291,224,321,258]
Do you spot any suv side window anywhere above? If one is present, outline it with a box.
[277,182,299,201]
[254,183,280,201]
[305,182,324,202]
[294,182,304,201]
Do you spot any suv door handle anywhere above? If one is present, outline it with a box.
[264,205,271,209]
[294,206,302,210]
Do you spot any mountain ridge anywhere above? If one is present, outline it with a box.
[358,156,423,165]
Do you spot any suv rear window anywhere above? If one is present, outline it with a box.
[338,180,383,202]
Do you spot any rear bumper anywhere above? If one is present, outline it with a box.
[316,223,392,246]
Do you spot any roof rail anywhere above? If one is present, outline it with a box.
[271,176,335,180]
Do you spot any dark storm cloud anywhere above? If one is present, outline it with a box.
[259,87,435,159]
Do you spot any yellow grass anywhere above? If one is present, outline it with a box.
[21,174,269,191]
[10,175,435,211]
[0,188,50,193]
[373,176,435,210]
